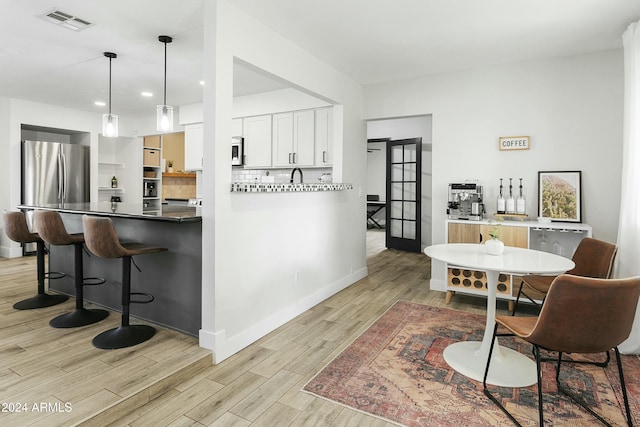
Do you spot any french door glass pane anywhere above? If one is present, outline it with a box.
[391,183,403,200]
[392,164,403,181]
[403,221,416,239]
[405,145,417,162]
[403,182,416,200]
[403,201,416,220]
[404,163,416,181]
[392,146,403,163]
[390,201,403,218]
[390,219,402,238]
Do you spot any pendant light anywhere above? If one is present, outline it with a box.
[157,35,173,132]
[102,52,118,138]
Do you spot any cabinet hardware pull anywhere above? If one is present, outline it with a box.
[323,150,327,163]
[289,153,292,164]
[293,152,297,164]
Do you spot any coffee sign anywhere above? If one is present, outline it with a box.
[499,136,530,151]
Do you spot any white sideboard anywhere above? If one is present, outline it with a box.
[436,219,592,308]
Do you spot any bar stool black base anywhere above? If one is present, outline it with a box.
[49,308,109,328]
[92,325,156,350]
[13,293,69,310]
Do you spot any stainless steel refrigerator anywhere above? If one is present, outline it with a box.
[21,140,90,250]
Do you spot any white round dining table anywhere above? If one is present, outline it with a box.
[424,243,575,387]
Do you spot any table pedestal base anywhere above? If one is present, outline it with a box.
[443,341,537,387]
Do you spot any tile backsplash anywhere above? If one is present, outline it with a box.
[163,176,197,199]
[232,167,332,183]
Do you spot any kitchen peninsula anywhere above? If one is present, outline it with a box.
[18,202,202,336]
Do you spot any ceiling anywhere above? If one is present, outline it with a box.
[1,0,639,119]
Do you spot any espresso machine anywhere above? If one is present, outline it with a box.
[447,182,484,220]
[143,181,157,198]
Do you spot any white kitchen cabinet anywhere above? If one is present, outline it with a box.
[314,107,333,166]
[184,123,203,171]
[272,110,315,167]
[294,110,315,166]
[232,118,243,137]
[243,115,272,168]
[272,113,294,167]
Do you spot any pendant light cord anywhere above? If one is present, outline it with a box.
[104,52,117,116]
[163,41,167,106]
[108,56,112,115]
[158,35,173,106]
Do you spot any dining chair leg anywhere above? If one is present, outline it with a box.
[556,355,616,426]
[533,345,545,426]
[483,324,522,426]
[511,281,525,316]
[541,349,610,368]
[614,348,634,427]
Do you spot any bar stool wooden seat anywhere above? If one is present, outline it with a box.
[82,215,168,349]
[34,210,109,328]
[3,211,69,310]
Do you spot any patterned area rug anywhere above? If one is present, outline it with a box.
[304,301,640,426]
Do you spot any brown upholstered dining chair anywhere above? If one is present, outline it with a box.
[484,274,640,426]
[512,237,617,316]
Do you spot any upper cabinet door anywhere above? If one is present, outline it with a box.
[314,107,332,166]
[243,115,272,168]
[292,110,315,167]
[272,112,294,167]
[184,123,203,171]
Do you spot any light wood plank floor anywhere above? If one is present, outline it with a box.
[1,232,513,426]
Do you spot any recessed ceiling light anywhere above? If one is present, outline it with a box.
[141,92,153,97]
[199,80,205,86]
[94,101,106,107]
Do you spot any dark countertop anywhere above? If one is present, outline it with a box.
[18,202,202,223]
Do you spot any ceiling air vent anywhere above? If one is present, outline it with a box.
[39,9,94,31]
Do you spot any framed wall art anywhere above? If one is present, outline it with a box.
[538,171,582,222]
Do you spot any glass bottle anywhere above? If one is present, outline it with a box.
[506,178,516,214]
[497,179,506,214]
[111,176,118,188]
[516,178,526,215]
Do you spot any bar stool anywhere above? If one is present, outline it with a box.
[3,211,69,309]
[82,215,167,349]
[34,210,109,328]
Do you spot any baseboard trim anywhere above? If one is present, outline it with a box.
[200,267,368,364]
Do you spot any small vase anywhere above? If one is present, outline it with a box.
[167,167,173,173]
[485,238,504,256]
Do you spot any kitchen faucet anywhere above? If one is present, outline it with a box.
[290,168,303,183]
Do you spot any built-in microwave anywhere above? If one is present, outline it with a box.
[232,137,244,166]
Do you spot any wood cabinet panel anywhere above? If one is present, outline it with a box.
[480,224,528,248]
[447,223,480,243]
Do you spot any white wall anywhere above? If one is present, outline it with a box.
[199,0,365,363]
[364,50,624,288]
[366,116,433,247]
[233,87,331,117]
[0,97,11,257]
